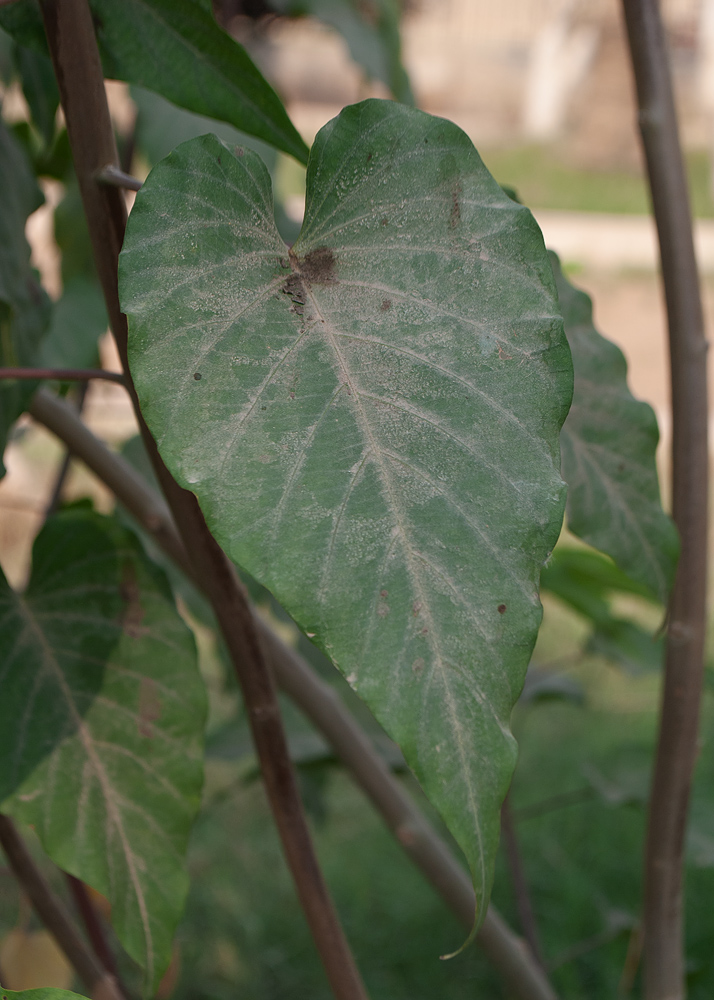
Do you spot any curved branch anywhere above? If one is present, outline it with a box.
[30,386,559,1000]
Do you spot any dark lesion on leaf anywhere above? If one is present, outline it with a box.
[120,562,149,639]
[282,246,338,316]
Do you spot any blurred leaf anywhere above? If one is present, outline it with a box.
[0,0,308,161]
[54,180,97,286]
[120,100,571,934]
[519,665,584,706]
[132,84,278,172]
[275,0,414,104]
[554,252,679,602]
[93,0,308,162]
[0,118,51,478]
[39,277,107,370]
[13,42,58,147]
[0,510,206,994]
[541,546,663,673]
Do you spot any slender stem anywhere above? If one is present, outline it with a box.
[621,4,709,998]
[66,874,126,988]
[29,386,560,1000]
[95,165,143,192]
[45,383,89,517]
[40,3,368,997]
[0,814,125,1000]
[0,367,125,384]
[501,793,546,969]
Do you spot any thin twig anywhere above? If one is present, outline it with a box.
[95,165,143,192]
[0,367,125,384]
[621,4,709,998]
[45,382,88,517]
[66,873,130,995]
[0,814,125,1000]
[40,3,368,997]
[501,793,546,969]
[29,386,560,1000]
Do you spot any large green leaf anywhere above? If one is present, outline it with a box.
[0,117,51,478]
[554,253,679,601]
[120,99,572,928]
[0,0,308,163]
[0,510,206,993]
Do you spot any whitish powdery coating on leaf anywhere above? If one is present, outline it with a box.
[120,99,573,933]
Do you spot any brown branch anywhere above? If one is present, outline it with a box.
[0,367,125,384]
[65,873,129,994]
[0,814,125,1000]
[621,3,709,998]
[29,386,560,1000]
[39,2,367,997]
[501,793,546,969]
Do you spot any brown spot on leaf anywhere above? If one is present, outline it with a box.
[412,657,425,675]
[498,603,507,614]
[234,146,244,157]
[498,344,512,360]
[380,299,392,312]
[380,589,388,598]
[138,677,162,738]
[380,216,388,227]
[377,601,390,617]
[120,564,149,639]
[193,372,202,380]
[296,246,338,285]
[412,600,422,616]
[450,181,462,228]
[367,152,373,162]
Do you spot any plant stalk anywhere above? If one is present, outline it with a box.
[621,3,709,997]
[0,367,124,384]
[39,2,368,997]
[30,386,560,1000]
[0,814,125,1000]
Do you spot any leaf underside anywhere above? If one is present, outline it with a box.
[120,99,572,930]
[0,511,206,993]
[554,253,679,602]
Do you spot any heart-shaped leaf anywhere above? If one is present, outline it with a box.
[554,253,679,601]
[0,511,206,993]
[120,99,572,930]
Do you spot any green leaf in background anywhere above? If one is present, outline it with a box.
[0,992,90,1000]
[554,252,679,602]
[0,510,206,993]
[0,0,308,162]
[120,99,572,930]
[0,118,51,478]
[92,0,308,163]
[39,278,106,371]
[12,42,58,148]
[541,546,663,673]
[275,0,414,105]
